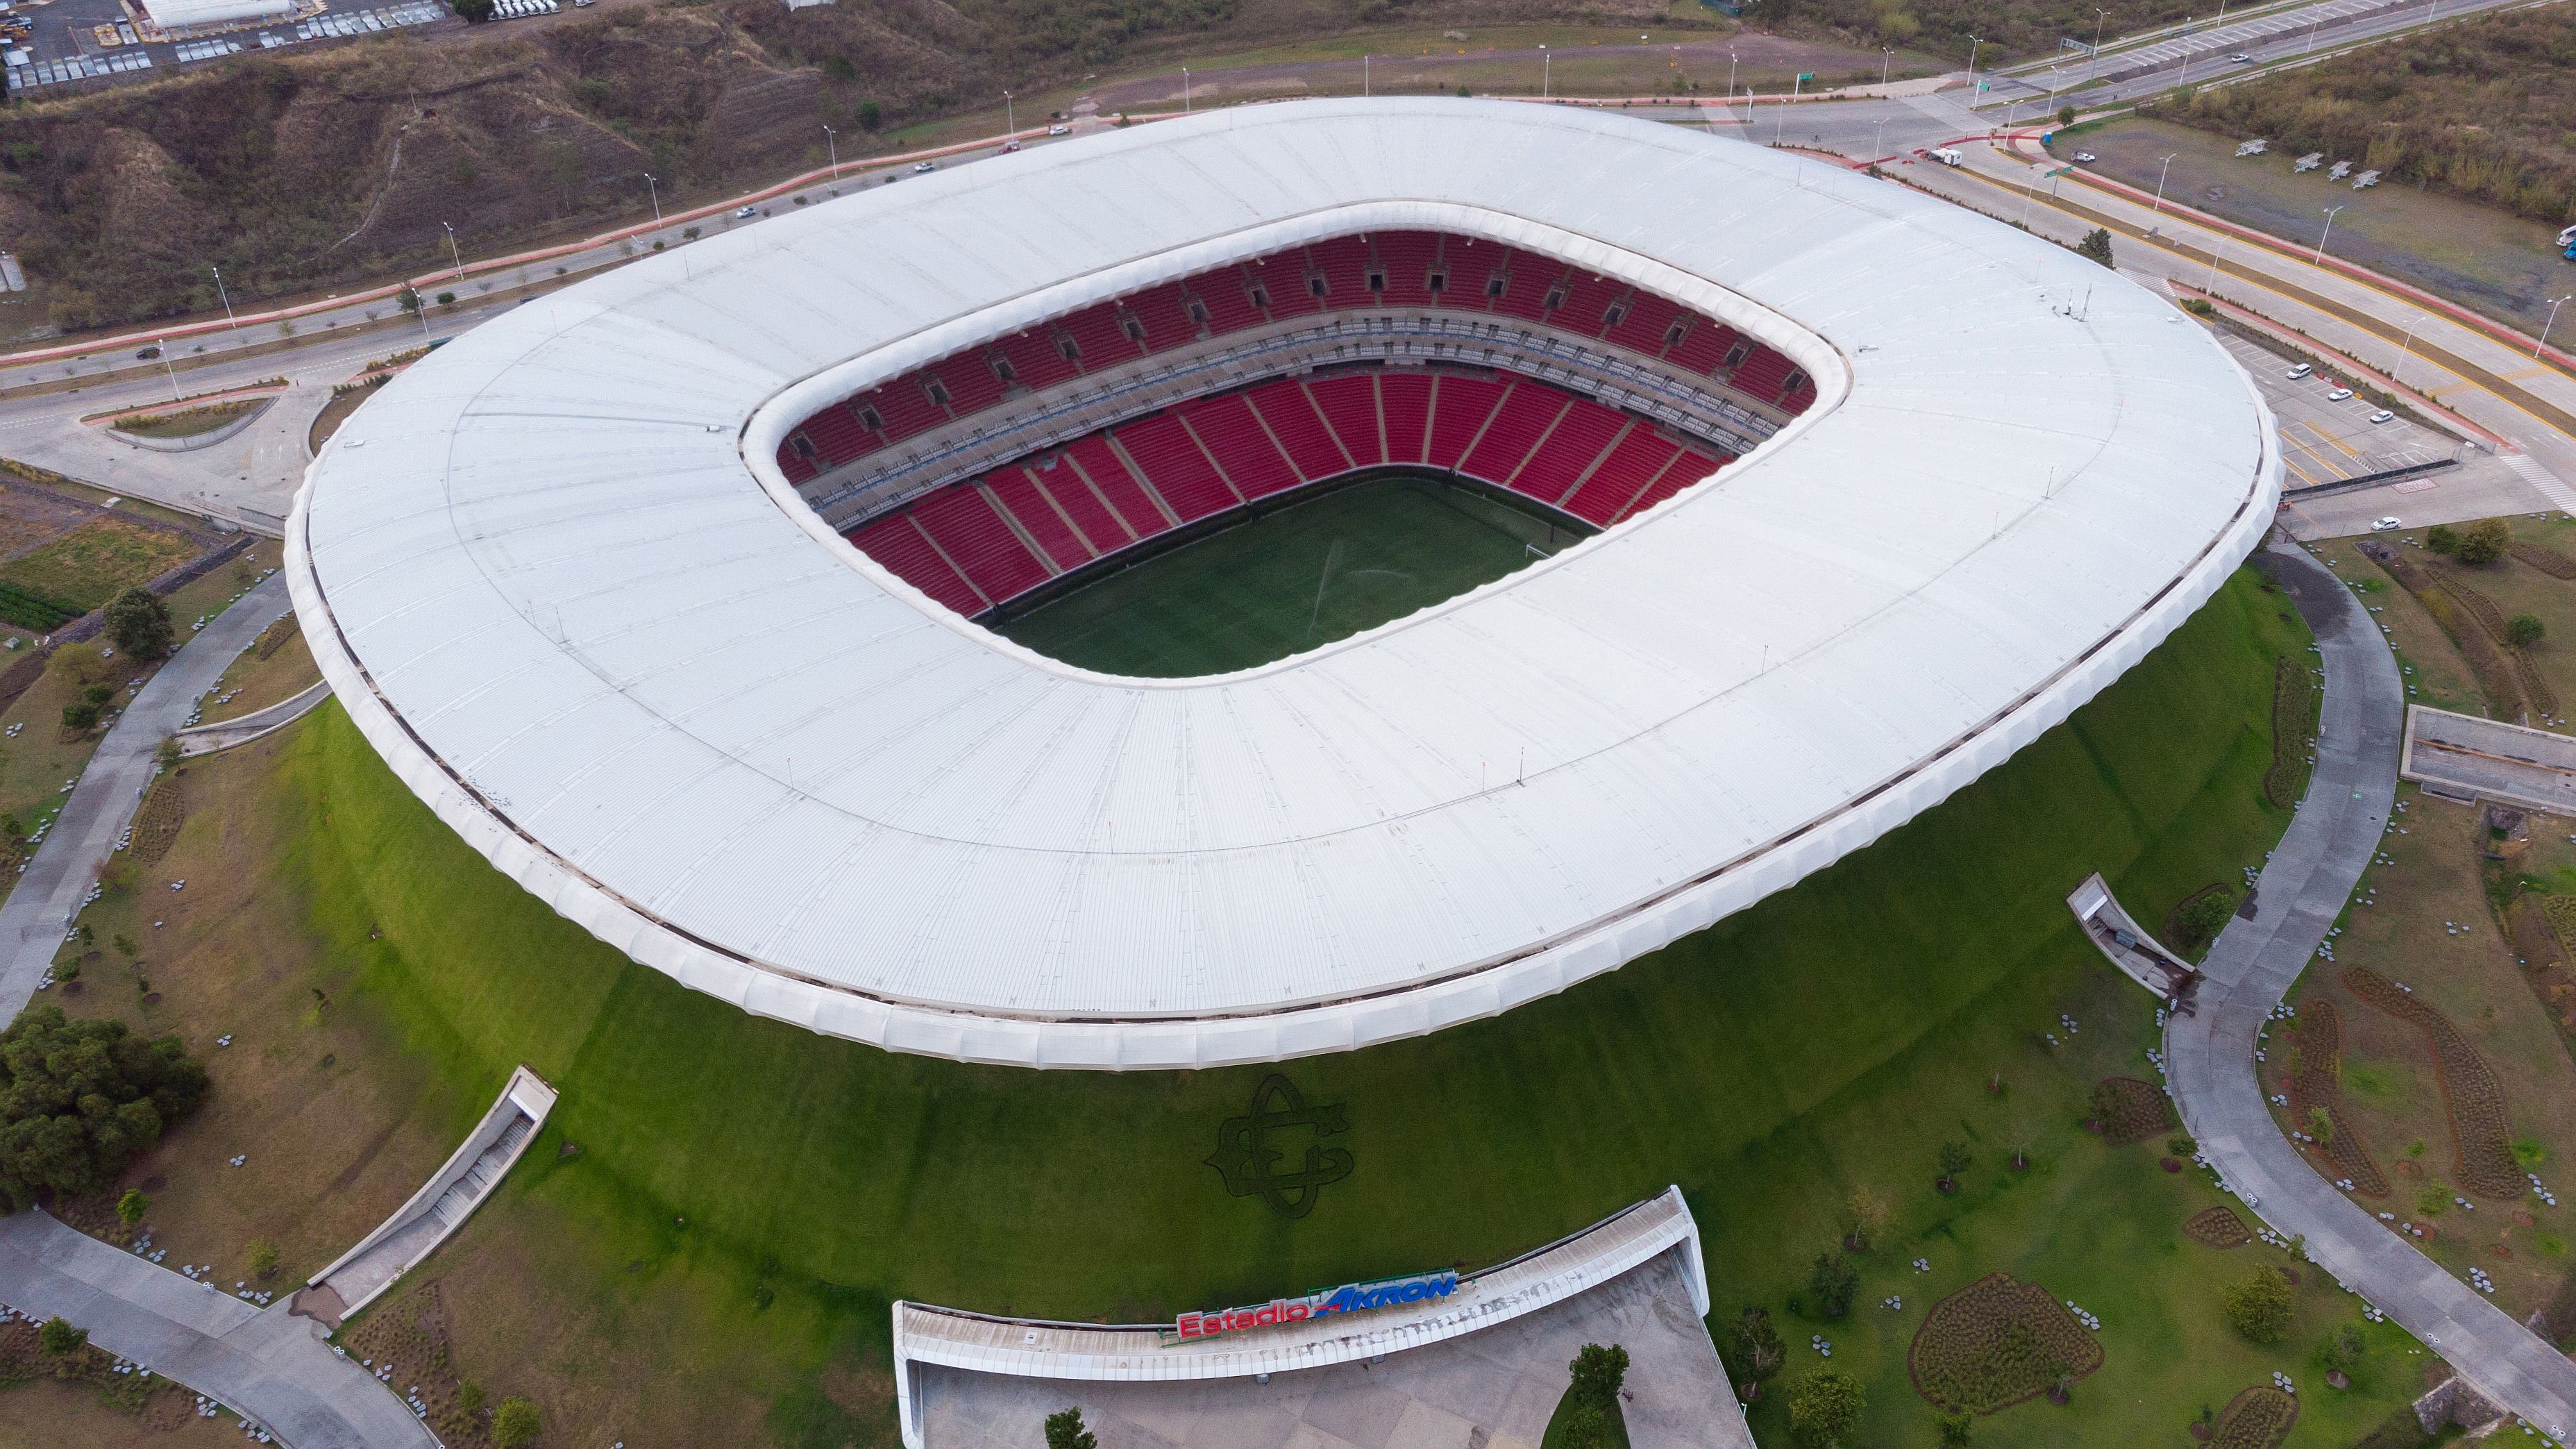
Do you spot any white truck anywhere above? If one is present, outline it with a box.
[1930,146,1964,167]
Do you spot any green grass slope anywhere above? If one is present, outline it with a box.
[281,563,2382,1443]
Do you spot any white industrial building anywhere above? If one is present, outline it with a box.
[287,99,2280,1070]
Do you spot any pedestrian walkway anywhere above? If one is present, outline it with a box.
[0,1209,437,1447]
[2164,540,2576,1440]
[0,571,293,1019]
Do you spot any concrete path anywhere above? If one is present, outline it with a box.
[0,570,292,1019]
[2164,540,2576,1438]
[0,1209,437,1447]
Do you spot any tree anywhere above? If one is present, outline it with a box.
[2321,1322,2366,1383]
[248,1239,280,1278]
[2077,227,2114,268]
[491,1396,541,1448]
[1937,1141,1973,1189]
[397,286,426,317]
[859,99,882,130]
[1844,1186,1889,1250]
[2222,1267,2293,1343]
[2427,524,2461,555]
[2509,613,2546,647]
[2307,1106,2335,1145]
[1809,1250,1859,1319]
[2169,1133,2198,1157]
[1569,1342,1629,1407]
[1043,1407,1097,1449]
[2056,105,2076,128]
[0,1005,208,1212]
[104,587,173,662]
[2175,887,2238,948]
[60,700,99,733]
[435,291,457,308]
[38,1316,84,1355]
[1556,1399,1610,1449]
[1787,1368,1864,1447]
[2457,518,2510,565]
[1940,1409,1974,1445]
[116,1187,149,1225]
[1727,1306,1787,1382]
[453,0,494,19]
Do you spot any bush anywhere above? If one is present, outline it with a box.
[1788,1368,1864,1447]
[2459,518,2510,565]
[2169,1134,2198,1157]
[1810,1251,1859,1319]
[2056,104,2076,127]
[116,1187,149,1225]
[457,1381,486,1414]
[1941,1409,1975,1445]
[492,1396,541,1447]
[2427,524,2461,554]
[1937,1141,1973,1185]
[1556,1398,1611,1449]
[103,587,171,662]
[248,1239,280,1278]
[2509,613,2545,646]
[60,700,99,732]
[435,291,457,307]
[2322,1322,2366,1377]
[2223,1268,2292,1343]
[0,1004,208,1212]
[1043,1407,1097,1449]
[37,1316,84,1354]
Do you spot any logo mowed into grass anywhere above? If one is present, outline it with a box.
[1206,1073,1353,1220]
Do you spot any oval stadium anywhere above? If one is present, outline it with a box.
[286,97,2278,1070]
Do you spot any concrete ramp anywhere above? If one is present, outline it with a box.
[297,1066,555,1325]
[2068,872,2204,1010]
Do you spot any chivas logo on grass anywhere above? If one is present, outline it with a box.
[1204,1073,1353,1220]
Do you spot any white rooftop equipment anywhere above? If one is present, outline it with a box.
[289,99,2280,1070]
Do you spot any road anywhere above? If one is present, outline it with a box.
[0,572,292,1021]
[2165,541,2576,1439]
[0,1208,436,1448]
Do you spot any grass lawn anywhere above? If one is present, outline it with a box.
[108,400,262,440]
[0,515,200,614]
[196,616,316,726]
[994,474,1585,676]
[26,558,2439,1447]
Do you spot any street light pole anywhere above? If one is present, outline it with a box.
[2176,17,2193,85]
[1363,53,1369,95]
[1541,46,1549,99]
[2089,8,2108,80]
[641,172,662,228]
[1183,67,1191,112]
[2540,294,2575,359]
[441,221,463,279]
[2151,151,2180,212]
[210,265,236,329]
[2392,319,2417,385]
[1874,116,1889,158]
[2313,205,2343,265]
[1727,47,1737,101]
[1881,47,1892,87]
[2205,235,2227,292]
[823,124,839,180]
[1966,33,1983,97]
[158,340,177,402]
[1003,90,1013,140]
[2306,12,2323,50]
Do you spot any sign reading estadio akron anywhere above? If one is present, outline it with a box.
[1171,1269,1460,1341]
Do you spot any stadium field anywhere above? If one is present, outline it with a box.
[253,563,2420,1445]
[993,473,1587,676]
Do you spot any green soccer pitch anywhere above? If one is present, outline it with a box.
[993,473,1587,676]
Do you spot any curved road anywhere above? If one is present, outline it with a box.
[2167,539,2576,1437]
[0,571,291,1017]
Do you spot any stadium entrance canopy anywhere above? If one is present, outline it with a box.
[289,99,2278,1069]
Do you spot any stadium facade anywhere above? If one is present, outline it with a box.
[288,99,2280,1069]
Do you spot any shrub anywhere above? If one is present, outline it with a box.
[2169,1134,2198,1157]
[103,587,172,661]
[2056,105,2076,127]
[1569,1342,1629,1407]
[81,683,111,707]
[2307,1107,2334,1145]
[859,98,882,130]
[457,1382,486,1414]
[2427,524,2461,554]
[38,1316,84,1354]
[116,1187,149,1225]
[2321,1322,2366,1377]
[2077,228,2114,267]
[1043,1407,1097,1449]
[1844,1185,1889,1249]
[2458,518,2510,565]
[2175,887,2238,948]
[60,700,99,732]
[248,1239,280,1278]
[492,1396,541,1447]
[0,1005,208,1212]
[1556,1398,1610,1449]
[1728,1306,1787,1381]
[1941,1409,1974,1445]
[1810,1251,1859,1319]
[2222,1268,2292,1343]
[1788,1368,1864,1446]
[2509,614,2545,646]
[1937,1141,1973,1185]
[2184,296,2216,317]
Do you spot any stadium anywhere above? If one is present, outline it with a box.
[286,97,2278,1071]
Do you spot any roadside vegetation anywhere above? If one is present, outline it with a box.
[2164,2,2576,229]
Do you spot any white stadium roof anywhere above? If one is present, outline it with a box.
[289,99,2278,1069]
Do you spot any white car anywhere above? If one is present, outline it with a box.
[2286,363,2312,379]
[911,160,938,174]
[2073,151,2098,164]
[2326,387,2355,401]
[734,206,757,219]
[1047,124,1072,137]
[2228,51,2253,62]
[2372,516,2401,531]
[2368,409,2395,424]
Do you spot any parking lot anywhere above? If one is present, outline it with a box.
[2225,333,2457,489]
[5,0,457,95]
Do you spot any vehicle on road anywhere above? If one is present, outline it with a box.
[912,160,938,174]
[1047,124,1072,136]
[2286,364,2312,379]
[2228,52,2253,62]
[2368,409,2394,424]
[2326,386,2354,401]
[1930,147,1964,167]
[2073,151,2097,164]
[2373,516,2401,530]
[1002,141,1020,153]
[134,346,159,360]
[734,206,758,219]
